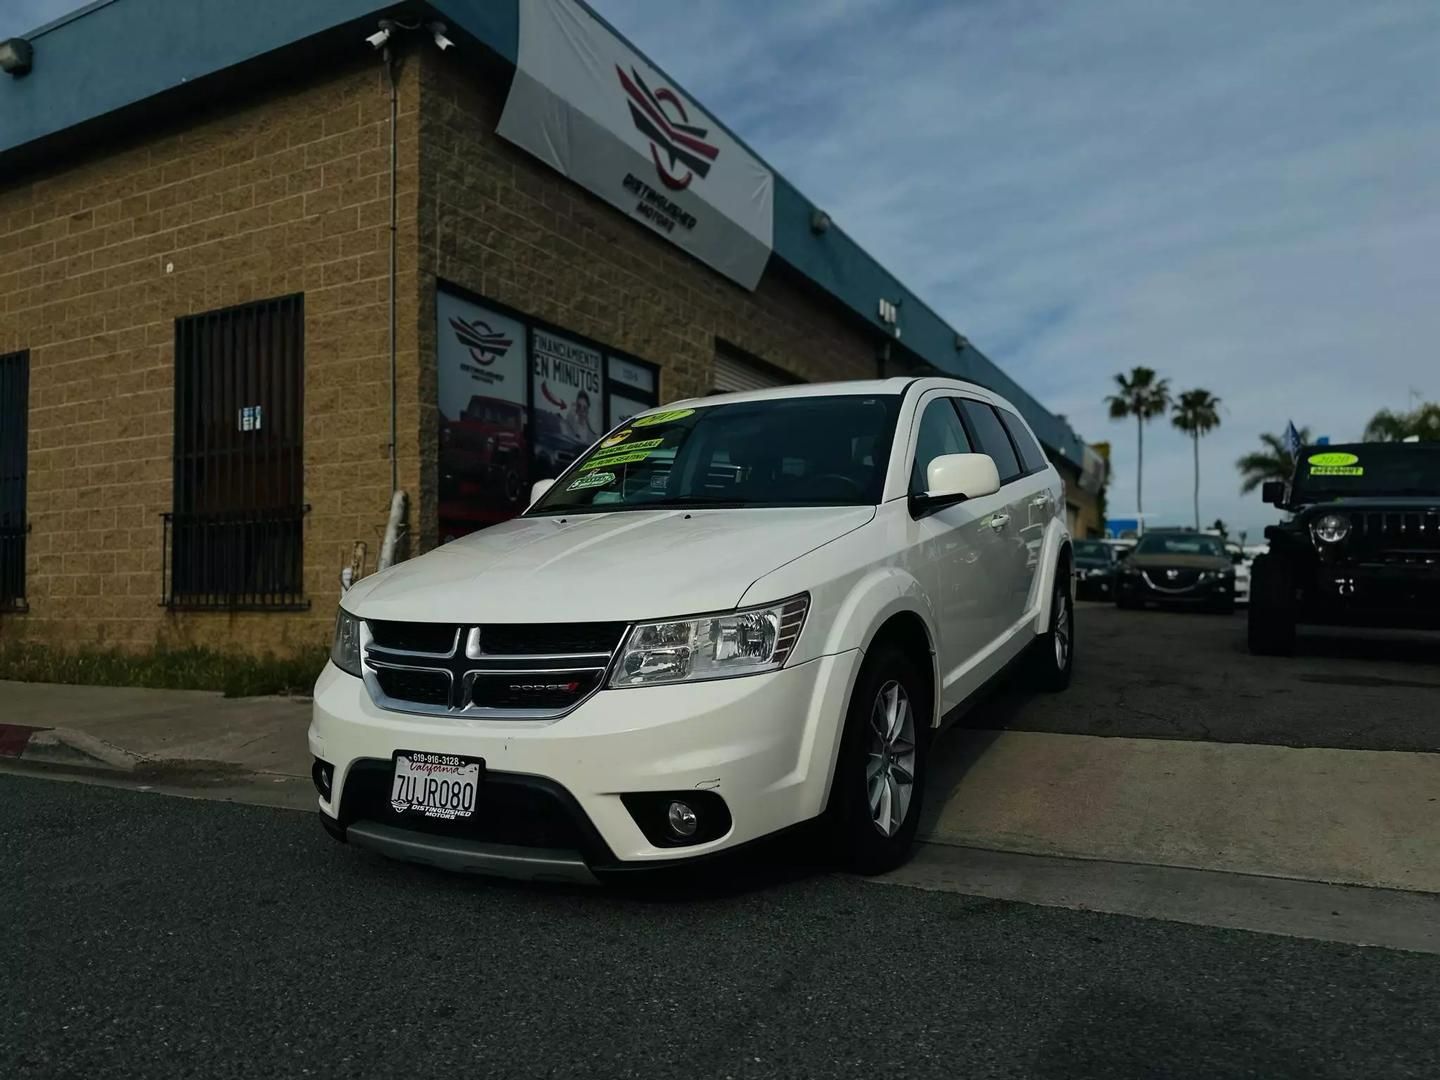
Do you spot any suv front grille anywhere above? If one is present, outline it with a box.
[1350,510,1440,561]
[361,621,626,719]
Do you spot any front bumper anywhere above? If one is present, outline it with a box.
[1299,562,1440,629]
[309,649,863,874]
[1074,571,1113,600]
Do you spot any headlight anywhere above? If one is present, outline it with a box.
[331,608,363,677]
[611,595,809,687]
[1310,513,1350,545]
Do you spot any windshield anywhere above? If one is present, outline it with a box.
[1073,540,1111,561]
[1291,444,1440,500]
[1134,533,1227,557]
[528,394,901,515]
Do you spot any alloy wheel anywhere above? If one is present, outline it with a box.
[1054,583,1072,670]
[866,680,916,837]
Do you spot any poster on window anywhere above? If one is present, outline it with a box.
[436,289,530,542]
[531,328,603,477]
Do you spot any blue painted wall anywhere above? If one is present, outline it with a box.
[1,0,1087,462]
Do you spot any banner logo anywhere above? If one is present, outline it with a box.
[449,316,514,366]
[617,65,719,191]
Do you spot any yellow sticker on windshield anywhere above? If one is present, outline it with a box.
[631,408,694,428]
[1310,465,1363,476]
[1308,452,1359,468]
[578,450,652,470]
[600,429,633,449]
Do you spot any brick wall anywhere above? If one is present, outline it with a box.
[412,49,886,551]
[0,59,421,654]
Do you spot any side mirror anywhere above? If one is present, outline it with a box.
[529,478,556,505]
[912,453,1000,515]
[1261,480,1285,506]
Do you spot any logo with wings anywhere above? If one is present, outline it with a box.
[449,316,513,367]
[616,64,719,191]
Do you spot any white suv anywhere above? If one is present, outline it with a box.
[311,378,1074,881]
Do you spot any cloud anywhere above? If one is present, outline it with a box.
[596,0,1440,534]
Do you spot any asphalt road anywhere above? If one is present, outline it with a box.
[975,603,1440,752]
[5,774,1440,1080]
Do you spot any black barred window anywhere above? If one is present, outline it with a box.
[165,296,307,610]
[0,350,27,612]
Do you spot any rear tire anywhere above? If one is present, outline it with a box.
[1248,555,1296,655]
[828,644,930,875]
[1031,564,1075,692]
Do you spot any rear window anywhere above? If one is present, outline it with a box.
[956,400,1022,483]
[998,409,1049,475]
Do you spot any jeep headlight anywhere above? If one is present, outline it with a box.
[1310,513,1350,545]
[611,595,809,687]
[331,608,363,677]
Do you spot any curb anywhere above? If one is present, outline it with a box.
[0,723,145,772]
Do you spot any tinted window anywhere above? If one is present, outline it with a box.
[956,400,1022,482]
[1134,533,1226,557]
[999,409,1049,475]
[529,395,901,514]
[910,398,973,493]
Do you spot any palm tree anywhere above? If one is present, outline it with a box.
[1171,389,1222,529]
[1106,367,1171,517]
[1363,403,1440,442]
[1236,427,1310,494]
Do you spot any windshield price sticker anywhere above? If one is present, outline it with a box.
[579,449,653,470]
[632,408,695,428]
[1308,452,1362,477]
[567,470,616,491]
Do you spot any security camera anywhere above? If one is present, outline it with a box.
[0,37,34,76]
[365,23,392,49]
[429,22,454,51]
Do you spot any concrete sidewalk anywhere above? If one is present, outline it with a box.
[0,680,311,778]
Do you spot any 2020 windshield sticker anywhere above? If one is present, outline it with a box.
[567,470,616,492]
[600,429,633,449]
[1308,451,1363,477]
[631,408,695,428]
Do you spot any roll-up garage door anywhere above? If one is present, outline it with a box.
[712,347,796,394]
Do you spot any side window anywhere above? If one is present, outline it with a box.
[998,409,1049,475]
[956,400,1022,483]
[910,398,972,493]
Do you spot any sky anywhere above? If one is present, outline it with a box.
[6,0,1439,537]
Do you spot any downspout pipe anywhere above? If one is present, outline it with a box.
[383,43,399,497]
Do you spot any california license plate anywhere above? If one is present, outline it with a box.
[390,752,482,821]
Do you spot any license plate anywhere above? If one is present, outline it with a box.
[390,752,483,821]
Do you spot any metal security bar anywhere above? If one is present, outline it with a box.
[0,351,28,612]
[167,296,306,610]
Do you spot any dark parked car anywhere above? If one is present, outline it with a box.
[1248,441,1440,654]
[1073,539,1117,600]
[1114,531,1237,613]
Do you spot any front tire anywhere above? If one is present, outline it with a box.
[828,644,929,875]
[1031,565,1075,691]
[1248,555,1296,655]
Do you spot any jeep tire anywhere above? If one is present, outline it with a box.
[1248,554,1296,656]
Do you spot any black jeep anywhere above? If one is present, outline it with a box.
[1248,441,1440,654]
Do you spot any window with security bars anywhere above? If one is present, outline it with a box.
[166,296,307,610]
[0,351,28,612]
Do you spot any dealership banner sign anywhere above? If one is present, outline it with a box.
[497,0,775,289]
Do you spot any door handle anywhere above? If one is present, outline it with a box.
[1030,495,1051,508]
[988,514,1011,530]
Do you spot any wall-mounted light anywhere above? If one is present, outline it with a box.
[0,37,34,76]
[810,209,832,235]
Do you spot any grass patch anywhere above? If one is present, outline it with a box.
[0,642,329,698]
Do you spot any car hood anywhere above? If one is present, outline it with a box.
[1293,496,1440,513]
[1075,557,1111,570]
[343,506,876,624]
[1127,553,1231,571]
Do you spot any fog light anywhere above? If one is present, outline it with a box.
[667,800,698,838]
[311,758,335,800]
